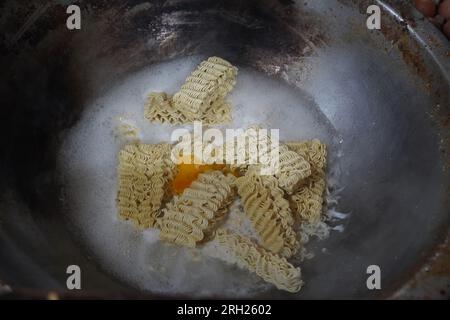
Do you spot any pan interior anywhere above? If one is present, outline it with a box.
[58,55,341,298]
[0,0,448,299]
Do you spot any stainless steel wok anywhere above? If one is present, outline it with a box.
[0,0,449,299]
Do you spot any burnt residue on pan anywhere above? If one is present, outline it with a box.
[338,0,449,170]
[0,0,326,212]
[392,230,450,299]
[338,0,433,84]
[337,0,450,300]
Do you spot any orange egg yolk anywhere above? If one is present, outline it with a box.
[171,155,239,195]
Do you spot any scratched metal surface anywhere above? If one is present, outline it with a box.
[0,0,449,299]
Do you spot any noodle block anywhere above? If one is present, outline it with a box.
[173,56,238,116]
[117,143,176,228]
[287,140,328,223]
[235,167,299,258]
[157,171,235,247]
[229,126,312,194]
[145,57,237,125]
[216,228,303,293]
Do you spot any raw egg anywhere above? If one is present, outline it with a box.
[171,155,228,195]
[439,0,450,19]
[414,0,437,17]
[429,14,445,28]
[443,20,450,39]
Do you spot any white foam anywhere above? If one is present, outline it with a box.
[58,55,339,297]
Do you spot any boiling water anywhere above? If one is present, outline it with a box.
[58,55,341,297]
